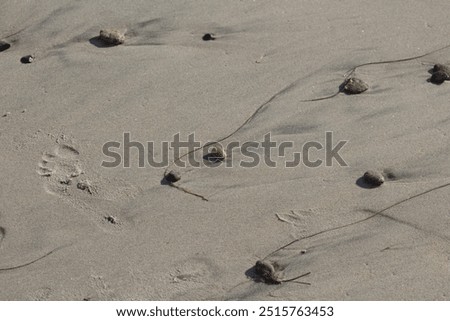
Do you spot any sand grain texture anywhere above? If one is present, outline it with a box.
[1,0,450,300]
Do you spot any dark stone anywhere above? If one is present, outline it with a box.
[165,170,181,183]
[254,260,282,284]
[363,170,384,187]
[202,33,216,41]
[433,63,450,74]
[342,77,369,95]
[20,55,34,64]
[430,70,449,84]
[0,41,10,52]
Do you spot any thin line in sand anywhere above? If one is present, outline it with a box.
[0,245,70,272]
[163,42,450,200]
[264,181,450,259]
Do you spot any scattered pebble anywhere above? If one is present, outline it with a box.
[430,70,449,84]
[202,33,216,41]
[206,144,227,162]
[342,77,369,95]
[433,63,450,74]
[363,170,384,187]
[254,260,283,284]
[105,215,118,224]
[99,29,125,45]
[20,55,35,64]
[0,41,10,52]
[165,170,181,183]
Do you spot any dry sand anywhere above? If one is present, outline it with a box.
[1,0,450,300]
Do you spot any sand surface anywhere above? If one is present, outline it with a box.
[1,0,450,300]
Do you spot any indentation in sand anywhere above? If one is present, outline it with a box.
[37,143,141,232]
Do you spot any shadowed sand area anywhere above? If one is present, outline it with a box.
[0,0,450,300]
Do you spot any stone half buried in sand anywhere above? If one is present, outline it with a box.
[341,77,369,95]
[254,260,283,284]
[202,33,216,41]
[363,170,384,187]
[165,170,181,183]
[428,64,450,84]
[432,63,450,74]
[204,144,227,162]
[0,41,11,52]
[430,70,450,84]
[99,29,125,45]
[20,55,35,64]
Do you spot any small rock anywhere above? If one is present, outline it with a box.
[20,55,35,64]
[432,63,450,74]
[165,170,181,183]
[0,41,10,52]
[99,29,125,45]
[342,77,369,95]
[205,144,227,162]
[430,70,449,84]
[363,170,384,187]
[202,33,216,41]
[105,215,117,224]
[254,260,283,284]
[2,112,11,117]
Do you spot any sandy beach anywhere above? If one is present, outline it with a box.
[1,0,449,300]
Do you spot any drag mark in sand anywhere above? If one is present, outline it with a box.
[266,181,450,259]
[163,42,450,198]
[298,77,369,102]
[162,170,208,201]
[0,245,68,272]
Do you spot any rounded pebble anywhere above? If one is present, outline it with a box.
[99,29,125,45]
[433,63,450,74]
[208,144,226,161]
[342,77,369,95]
[202,33,216,41]
[20,55,35,64]
[363,170,385,187]
[430,70,449,84]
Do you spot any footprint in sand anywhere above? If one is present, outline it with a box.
[169,257,223,300]
[37,144,84,196]
[37,144,141,232]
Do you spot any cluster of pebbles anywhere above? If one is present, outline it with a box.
[0,40,34,64]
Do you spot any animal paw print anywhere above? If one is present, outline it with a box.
[37,144,85,196]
